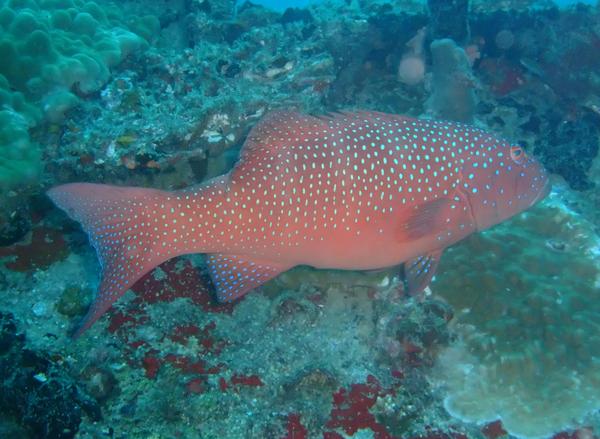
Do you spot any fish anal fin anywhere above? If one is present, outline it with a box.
[404,250,443,296]
[395,197,453,242]
[207,254,292,302]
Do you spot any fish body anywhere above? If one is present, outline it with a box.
[48,111,550,335]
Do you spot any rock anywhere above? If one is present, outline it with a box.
[0,201,31,246]
[535,113,599,190]
[427,0,470,44]
[0,313,101,438]
[81,365,119,402]
[31,301,48,318]
[280,8,313,25]
[0,312,22,354]
[56,286,92,317]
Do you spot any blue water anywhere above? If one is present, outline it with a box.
[237,0,314,11]
[553,0,597,5]
[239,0,598,10]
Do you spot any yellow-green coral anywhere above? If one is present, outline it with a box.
[431,194,600,438]
[0,0,158,187]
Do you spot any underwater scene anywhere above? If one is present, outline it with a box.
[1,0,600,438]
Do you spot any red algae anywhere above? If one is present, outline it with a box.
[552,430,590,439]
[413,433,468,439]
[218,377,228,392]
[108,310,145,334]
[230,374,264,387]
[168,324,201,344]
[130,259,234,313]
[326,375,395,439]
[478,58,525,97]
[0,227,69,272]
[164,354,222,375]
[142,353,161,379]
[482,420,507,439]
[185,378,206,395]
[107,259,233,338]
[284,413,308,439]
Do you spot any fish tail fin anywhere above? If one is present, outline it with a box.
[48,183,180,337]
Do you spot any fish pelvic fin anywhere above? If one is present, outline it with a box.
[48,183,185,337]
[404,249,443,296]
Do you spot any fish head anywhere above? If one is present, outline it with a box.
[458,138,550,231]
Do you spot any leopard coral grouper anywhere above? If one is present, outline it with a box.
[49,111,550,336]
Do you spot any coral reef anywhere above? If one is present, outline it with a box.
[431,190,600,438]
[470,4,600,191]
[0,193,31,246]
[55,285,92,317]
[0,0,157,189]
[1,0,600,438]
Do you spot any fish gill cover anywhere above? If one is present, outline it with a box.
[0,0,599,438]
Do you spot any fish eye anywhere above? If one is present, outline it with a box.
[510,146,526,164]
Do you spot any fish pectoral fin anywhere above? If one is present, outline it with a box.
[403,250,443,296]
[395,197,452,242]
[206,254,292,302]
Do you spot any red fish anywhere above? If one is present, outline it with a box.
[48,111,550,336]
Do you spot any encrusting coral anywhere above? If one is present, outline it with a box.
[431,191,600,438]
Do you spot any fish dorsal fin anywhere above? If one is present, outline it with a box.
[235,110,416,171]
[206,254,292,302]
[317,110,419,134]
[404,250,443,295]
[237,111,326,163]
